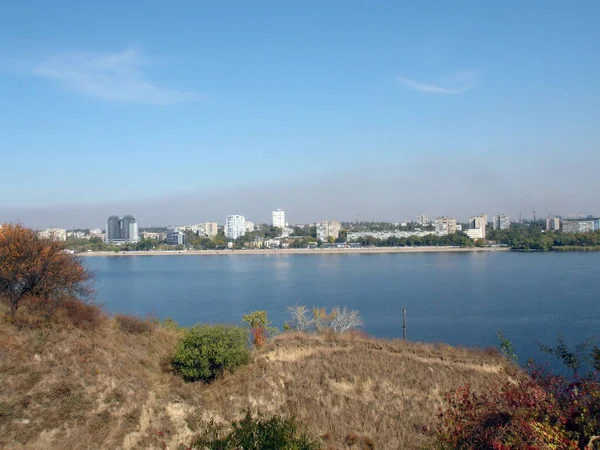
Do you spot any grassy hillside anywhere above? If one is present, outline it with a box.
[0,307,516,450]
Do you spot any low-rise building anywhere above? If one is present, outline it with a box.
[166,227,187,245]
[562,220,594,234]
[263,239,281,249]
[465,228,484,240]
[141,231,164,240]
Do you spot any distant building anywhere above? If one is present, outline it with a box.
[67,231,88,239]
[166,227,186,246]
[90,228,103,236]
[39,228,67,241]
[435,217,457,235]
[545,217,561,231]
[562,220,594,234]
[465,228,484,240]
[263,239,281,249]
[200,222,218,237]
[469,214,488,239]
[316,220,341,241]
[141,231,164,240]
[416,215,429,226]
[106,215,139,243]
[225,215,246,240]
[272,209,286,228]
[245,221,255,233]
[594,219,600,231]
[492,214,510,230]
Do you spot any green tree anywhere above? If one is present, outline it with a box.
[537,334,594,377]
[171,325,250,382]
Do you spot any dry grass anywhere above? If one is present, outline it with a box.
[114,314,155,334]
[200,332,518,449]
[0,305,518,449]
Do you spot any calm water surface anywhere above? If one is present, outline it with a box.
[86,252,600,367]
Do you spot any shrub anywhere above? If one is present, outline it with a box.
[114,314,154,334]
[61,298,104,330]
[192,411,320,450]
[171,324,250,382]
[430,366,600,450]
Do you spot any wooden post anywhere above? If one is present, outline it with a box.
[402,306,407,341]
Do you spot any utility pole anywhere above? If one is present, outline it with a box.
[402,306,407,341]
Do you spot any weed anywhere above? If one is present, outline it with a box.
[115,314,154,334]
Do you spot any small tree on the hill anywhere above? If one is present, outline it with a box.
[0,223,94,318]
[242,310,278,348]
[287,304,313,332]
[329,306,363,334]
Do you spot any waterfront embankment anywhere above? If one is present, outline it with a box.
[80,246,511,256]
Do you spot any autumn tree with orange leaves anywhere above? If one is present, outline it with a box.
[0,223,94,318]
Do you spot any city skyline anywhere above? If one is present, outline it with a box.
[1,2,599,228]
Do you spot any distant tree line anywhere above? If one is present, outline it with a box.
[348,232,474,248]
[487,228,600,251]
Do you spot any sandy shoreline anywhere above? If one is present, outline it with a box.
[79,247,511,257]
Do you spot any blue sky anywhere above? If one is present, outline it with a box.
[1,1,599,226]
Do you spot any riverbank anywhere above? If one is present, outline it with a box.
[0,306,514,449]
[79,246,511,256]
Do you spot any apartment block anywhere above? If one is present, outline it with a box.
[469,214,488,239]
[272,209,286,228]
[562,220,594,233]
[225,215,246,240]
[316,220,341,241]
[416,215,429,226]
[435,217,457,235]
[492,214,510,230]
[545,217,561,231]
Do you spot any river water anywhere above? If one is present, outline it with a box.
[85,251,600,368]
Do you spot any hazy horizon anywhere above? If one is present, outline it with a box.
[1,2,599,228]
[2,153,598,229]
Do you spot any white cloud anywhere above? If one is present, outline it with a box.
[24,47,195,104]
[397,70,478,94]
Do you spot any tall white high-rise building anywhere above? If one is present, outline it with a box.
[272,209,286,228]
[225,215,246,240]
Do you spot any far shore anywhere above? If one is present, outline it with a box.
[79,246,511,257]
